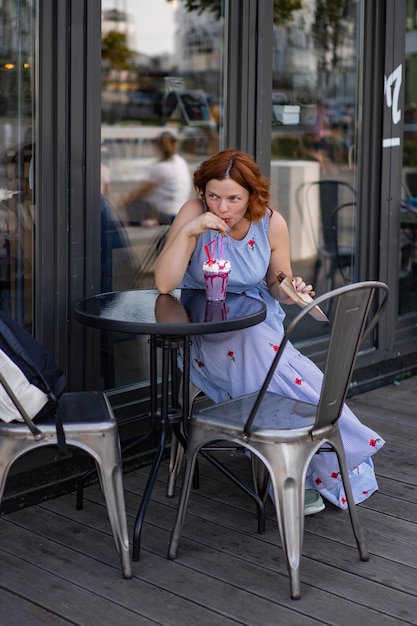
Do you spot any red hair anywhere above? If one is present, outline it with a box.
[193,150,270,222]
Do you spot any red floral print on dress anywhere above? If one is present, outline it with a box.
[248,239,255,251]
[194,358,204,368]
[315,477,322,486]
[269,342,279,352]
[341,496,347,505]
[295,377,303,385]
[369,438,381,447]
[331,471,339,479]
[227,350,236,362]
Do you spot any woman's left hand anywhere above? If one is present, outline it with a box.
[293,277,315,298]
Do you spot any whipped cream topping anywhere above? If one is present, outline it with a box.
[202,259,231,273]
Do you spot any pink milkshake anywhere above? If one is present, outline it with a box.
[202,258,231,301]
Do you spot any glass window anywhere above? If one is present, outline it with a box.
[399,0,417,316]
[100,0,224,389]
[270,1,360,314]
[0,1,35,331]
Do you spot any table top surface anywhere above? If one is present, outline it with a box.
[73,288,266,336]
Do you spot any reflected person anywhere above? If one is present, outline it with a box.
[122,131,192,226]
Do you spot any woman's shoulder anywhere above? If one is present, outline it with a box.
[174,196,204,223]
[181,196,204,212]
[268,207,288,230]
[267,208,290,250]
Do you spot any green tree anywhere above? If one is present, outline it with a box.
[172,0,303,25]
[102,31,131,70]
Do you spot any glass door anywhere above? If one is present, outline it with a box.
[100,0,225,389]
[0,0,35,330]
[399,0,417,316]
[270,1,362,301]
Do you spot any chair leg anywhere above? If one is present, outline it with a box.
[251,455,270,503]
[167,426,185,497]
[91,435,132,579]
[330,430,369,561]
[257,441,313,600]
[0,439,36,504]
[167,381,202,498]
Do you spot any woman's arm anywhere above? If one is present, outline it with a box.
[123,180,157,206]
[266,210,314,303]
[154,198,228,293]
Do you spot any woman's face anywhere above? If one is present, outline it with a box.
[204,178,250,230]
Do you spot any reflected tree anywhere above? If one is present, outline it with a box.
[169,0,303,25]
[312,0,351,71]
[102,31,132,70]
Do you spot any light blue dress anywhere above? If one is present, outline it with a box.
[179,206,384,509]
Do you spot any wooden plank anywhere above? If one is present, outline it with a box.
[0,543,153,625]
[0,587,73,625]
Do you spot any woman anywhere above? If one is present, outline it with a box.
[154,149,384,511]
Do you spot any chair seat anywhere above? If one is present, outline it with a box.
[195,391,316,440]
[0,391,117,437]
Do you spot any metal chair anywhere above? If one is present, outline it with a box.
[168,281,389,600]
[0,378,132,580]
[304,180,356,291]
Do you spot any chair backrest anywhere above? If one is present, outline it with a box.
[244,281,389,436]
[305,180,356,254]
[331,200,357,281]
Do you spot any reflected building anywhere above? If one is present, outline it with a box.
[102,8,136,50]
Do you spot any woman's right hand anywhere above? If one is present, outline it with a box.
[181,211,229,238]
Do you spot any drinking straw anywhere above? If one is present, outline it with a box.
[205,239,217,261]
[219,234,224,260]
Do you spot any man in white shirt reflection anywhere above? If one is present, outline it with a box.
[122,131,192,226]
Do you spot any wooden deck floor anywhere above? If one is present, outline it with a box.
[1,376,417,625]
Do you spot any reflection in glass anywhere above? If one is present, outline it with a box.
[0,1,34,331]
[100,0,224,389]
[270,1,360,300]
[101,1,223,291]
[400,0,417,315]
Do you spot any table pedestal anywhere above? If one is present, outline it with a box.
[132,335,190,561]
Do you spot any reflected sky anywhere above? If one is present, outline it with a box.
[102,0,176,55]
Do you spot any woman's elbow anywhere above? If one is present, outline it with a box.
[154,269,173,294]
[156,282,171,294]
[154,274,168,294]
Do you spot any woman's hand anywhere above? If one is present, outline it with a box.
[181,211,229,238]
[293,276,315,298]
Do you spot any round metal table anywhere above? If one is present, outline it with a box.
[74,288,266,559]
